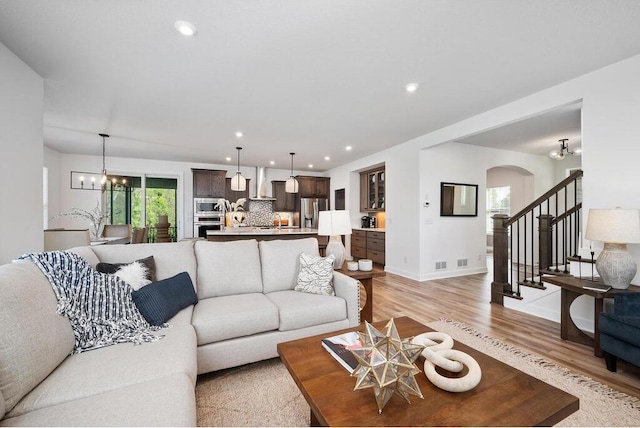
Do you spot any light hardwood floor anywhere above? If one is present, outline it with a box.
[372,270,640,398]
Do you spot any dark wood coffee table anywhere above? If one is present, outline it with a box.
[277,316,578,426]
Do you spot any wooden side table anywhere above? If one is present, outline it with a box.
[337,265,385,323]
[543,275,640,356]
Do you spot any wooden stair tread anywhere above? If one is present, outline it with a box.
[499,288,524,300]
[517,280,547,290]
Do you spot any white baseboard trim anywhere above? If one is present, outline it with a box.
[419,267,488,282]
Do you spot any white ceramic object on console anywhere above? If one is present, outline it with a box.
[347,261,358,271]
[358,259,373,271]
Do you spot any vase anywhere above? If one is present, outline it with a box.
[91,223,104,241]
[226,212,245,227]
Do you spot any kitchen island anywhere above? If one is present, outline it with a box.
[206,227,319,242]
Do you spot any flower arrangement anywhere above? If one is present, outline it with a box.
[215,198,246,212]
[51,200,109,240]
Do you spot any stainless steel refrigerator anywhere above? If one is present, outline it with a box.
[299,198,328,228]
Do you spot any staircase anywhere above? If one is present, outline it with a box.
[491,170,583,305]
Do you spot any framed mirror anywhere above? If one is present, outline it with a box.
[440,182,478,217]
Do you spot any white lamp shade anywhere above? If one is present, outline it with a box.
[318,210,352,236]
[285,176,298,193]
[230,173,246,191]
[585,208,640,244]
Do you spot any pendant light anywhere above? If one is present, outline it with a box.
[285,152,299,193]
[99,133,109,190]
[231,147,247,191]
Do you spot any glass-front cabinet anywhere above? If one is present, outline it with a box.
[360,166,385,212]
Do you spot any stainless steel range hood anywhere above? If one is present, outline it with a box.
[250,166,275,200]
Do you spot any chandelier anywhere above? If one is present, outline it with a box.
[549,138,582,160]
[70,133,111,191]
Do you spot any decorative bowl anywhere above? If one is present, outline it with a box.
[347,261,359,271]
[358,259,373,271]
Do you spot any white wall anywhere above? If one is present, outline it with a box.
[0,43,43,264]
[418,142,555,280]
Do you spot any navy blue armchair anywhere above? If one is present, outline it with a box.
[599,292,640,372]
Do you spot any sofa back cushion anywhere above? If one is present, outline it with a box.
[0,261,75,413]
[68,246,101,267]
[195,239,263,298]
[90,241,197,285]
[260,238,320,293]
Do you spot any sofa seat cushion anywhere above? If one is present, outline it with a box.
[600,312,640,347]
[0,372,196,427]
[0,261,75,414]
[195,240,263,298]
[191,294,279,345]
[266,290,347,331]
[7,324,197,418]
[259,238,320,293]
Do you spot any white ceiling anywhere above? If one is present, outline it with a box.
[1,1,640,171]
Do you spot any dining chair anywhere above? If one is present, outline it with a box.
[102,224,132,243]
[131,227,148,244]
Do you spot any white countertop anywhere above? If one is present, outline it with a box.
[352,228,386,232]
[206,227,318,236]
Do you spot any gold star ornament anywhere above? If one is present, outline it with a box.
[349,318,425,413]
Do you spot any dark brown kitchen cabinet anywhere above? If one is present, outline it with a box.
[351,229,385,265]
[225,177,251,202]
[296,176,330,199]
[359,166,385,212]
[272,181,296,211]
[192,169,226,198]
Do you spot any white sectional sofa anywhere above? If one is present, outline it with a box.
[0,237,360,426]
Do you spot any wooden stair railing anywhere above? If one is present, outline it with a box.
[491,169,583,305]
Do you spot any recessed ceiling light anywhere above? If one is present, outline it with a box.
[235,131,243,138]
[270,160,275,165]
[308,164,313,168]
[225,156,232,162]
[404,83,419,93]
[174,20,197,37]
[324,156,330,161]
[345,146,352,151]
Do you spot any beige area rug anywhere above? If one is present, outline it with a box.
[195,320,640,427]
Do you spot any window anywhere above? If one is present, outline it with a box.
[486,186,510,234]
[106,175,178,242]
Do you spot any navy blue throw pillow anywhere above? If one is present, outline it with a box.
[132,272,198,326]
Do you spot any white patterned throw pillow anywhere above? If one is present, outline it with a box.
[295,253,336,296]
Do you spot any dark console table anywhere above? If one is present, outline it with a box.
[543,275,640,356]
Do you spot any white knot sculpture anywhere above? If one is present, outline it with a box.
[411,332,482,392]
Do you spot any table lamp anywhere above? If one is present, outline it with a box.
[585,208,640,289]
[318,210,352,269]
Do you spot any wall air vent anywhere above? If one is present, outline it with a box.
[457,258,468,268]
[435,261,447,270]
